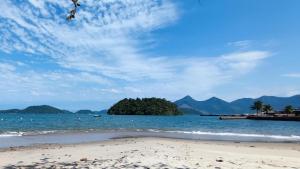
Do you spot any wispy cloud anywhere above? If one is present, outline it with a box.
[120,51,272,99]
[227,40,252,49]
[0,0,272,109]
[282,73,300,78]
[0,0,179,80]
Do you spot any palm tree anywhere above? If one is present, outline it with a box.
[284,105,294,114]
[263,104,273,114]
[251,101,263,115]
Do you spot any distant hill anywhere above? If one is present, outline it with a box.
[178,107,205,115]
[22,105,71,114]
[175,95,300,115]
[0,105,71,114]
[75,110,95,114]
[108,98,183,116]
[0,109,20,113]
[1,95,299,115]
[74,109,106,114]
[0,105,107,114]
[98,109,108,114]
[175,96,238,115]
[231,95,300,112]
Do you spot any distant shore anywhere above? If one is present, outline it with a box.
[1,137,300,168]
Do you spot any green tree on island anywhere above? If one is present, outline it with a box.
[107,98,183,116]
[251,101,263,115]
[284,105,294,114]
[263,104,273,114]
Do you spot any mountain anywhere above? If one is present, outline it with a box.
[175,95,300,115]
[98,109,108,114]
[231,95,300,112]
[0,109,20,113]
[1,95,299,115]
[175,96,237,115]
[21,105,71,114]
[178,107,204,115]
[75,110,104,114]
[0,105,71,114]
[75,110,95,114]
[0,105,106,114]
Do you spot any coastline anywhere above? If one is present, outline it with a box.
[1,129,300,149]
[1,137,300,168]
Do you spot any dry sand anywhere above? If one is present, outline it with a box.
[0,137,300,169]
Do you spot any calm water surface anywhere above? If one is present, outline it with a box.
[0,113,300,147]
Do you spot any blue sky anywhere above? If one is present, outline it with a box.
[0,0,299,110]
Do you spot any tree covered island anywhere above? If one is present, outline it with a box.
[107,98,183,116]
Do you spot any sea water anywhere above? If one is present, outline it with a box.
[0,113,300,148]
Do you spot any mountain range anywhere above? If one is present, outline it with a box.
[0,105,105,114]
[175,95,300,115]
[0,95,299,115]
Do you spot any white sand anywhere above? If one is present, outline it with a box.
[1,137,300,169]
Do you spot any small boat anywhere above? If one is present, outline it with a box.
[93,115,101,118]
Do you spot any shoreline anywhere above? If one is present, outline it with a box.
[1,129,300,149]
[1,137,300,168]
[1,136,299,152]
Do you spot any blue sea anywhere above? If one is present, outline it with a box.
[1,113,300,148]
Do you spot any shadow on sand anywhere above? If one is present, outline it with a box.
[4,157,193,169]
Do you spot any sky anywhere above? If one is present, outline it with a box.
[0,0,300,110]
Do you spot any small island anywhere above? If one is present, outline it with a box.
[75,110,95,114]
[0,105,71,114]
[107,98,183,116]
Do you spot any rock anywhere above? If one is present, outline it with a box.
[80,158,88,162]
[216,159,223,162]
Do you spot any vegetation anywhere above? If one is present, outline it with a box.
[250,101,263,115]
[107,98,183,116]
[263,104,273,114]
[284,105,294,114]
[250,101,297,115]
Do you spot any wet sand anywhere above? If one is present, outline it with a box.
[1,137,300,169]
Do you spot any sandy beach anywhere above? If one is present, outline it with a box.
[0,137,300,169]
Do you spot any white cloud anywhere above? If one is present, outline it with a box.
[0,0,272,109]
[0,61,111,101]
[0,49,271,107]
[282,73,300,78]
[0,62,16,72]
[0,0,179,81]
[219,51,271,74]
[120,51,271,99]
[227,40,252,49]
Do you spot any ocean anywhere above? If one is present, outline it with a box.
[1,113,300,148]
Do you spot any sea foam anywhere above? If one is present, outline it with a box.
[0,132,24,137]
[163,130,300,141]
[143,129,300,141]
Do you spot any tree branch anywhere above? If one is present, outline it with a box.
[67,0,80,21]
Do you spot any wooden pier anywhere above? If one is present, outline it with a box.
[219,115,248,120]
